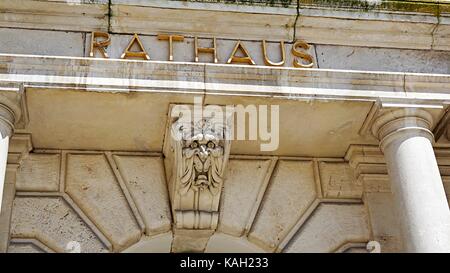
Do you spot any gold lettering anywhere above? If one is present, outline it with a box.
[120,33,150,60]
[262,40,285,66]
[227,40,255,65]
[89,31,111,58]
[291,40,314,68]
[194,36,218,63]
[158,34,185,61]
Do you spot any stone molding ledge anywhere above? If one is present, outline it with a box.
[345,144,450,194]
[0,54,450,105]
[0,1,449,50]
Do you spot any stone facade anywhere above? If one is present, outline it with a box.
[0,0,450,253]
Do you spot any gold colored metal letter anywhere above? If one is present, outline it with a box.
[291,40,314,68]
[158,34,185,61]
[194,37,218,63]
[120,33,150,60]
[89,31,111,58]
[227,41,256,65]
[262,40,285,66]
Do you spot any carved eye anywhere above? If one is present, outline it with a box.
[190,141,198,148]
[207,141,215,149]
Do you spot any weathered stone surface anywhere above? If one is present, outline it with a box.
[122,232,172,253]
[113,155,171,235]
[16,153,60,192]
[0,28,84,57]
[340,244,369,253]
[65,153,141,251]
[0,182,15,231]
[10,196,108,253]
[7,238,55,253]
[8,243,44,253]
[0,0,108,32]
[0,232,9,253]
[316,45,450,74]
[219,158,274,236]
[110,3,295,40]
[284,203,370,253]
[248,160,316,250]
[364,192,402,252]
[205,233,265,253]
[319,161,362,199]
[26,88,196,152]
[171,229,214,253]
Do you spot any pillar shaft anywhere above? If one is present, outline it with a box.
[373,109,450,252]
[0,136,9,215]
[0,103,14,216]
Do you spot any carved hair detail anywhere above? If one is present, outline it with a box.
[172,117,229,196]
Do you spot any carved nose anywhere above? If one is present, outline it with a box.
[199,146,208,161]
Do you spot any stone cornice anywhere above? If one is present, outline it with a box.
[0,54,450,105]
[345,144,450,193]
[0,0,108,32]
[119,0,450,14]
[0,1,449,50]
[7,133,32,165]
[111,1,450,49]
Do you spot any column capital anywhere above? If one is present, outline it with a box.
[0,104,15,139]
[0,93,21,139]
[371,108,434,152]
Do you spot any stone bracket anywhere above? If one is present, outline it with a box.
[163,104,232,252]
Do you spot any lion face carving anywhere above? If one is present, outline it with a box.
[173,118,229,195]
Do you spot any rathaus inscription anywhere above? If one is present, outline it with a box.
[89,32,315,68]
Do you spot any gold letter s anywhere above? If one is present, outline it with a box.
[291,40,314,68]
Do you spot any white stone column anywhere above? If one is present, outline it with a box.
[0,103,14,216]
[372,108,450,252]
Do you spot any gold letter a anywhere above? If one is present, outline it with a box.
[121,33,150,60]
[227,41,256,65]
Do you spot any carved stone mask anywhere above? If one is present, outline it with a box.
[174,118,227,195]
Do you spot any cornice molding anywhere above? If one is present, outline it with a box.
[7,133,32,165]
[345,144,450,193]
[0,0,108,32]
[111,2,450,50]
[0,54,450,105]
[0,1,449,50]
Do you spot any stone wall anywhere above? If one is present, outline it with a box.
[8,151,376,252]
[0,28,448,74]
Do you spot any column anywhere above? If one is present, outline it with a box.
[372,108,450,252]
[0,102,15,252]
[0,103,14,215]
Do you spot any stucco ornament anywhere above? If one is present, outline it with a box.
[175,118,227,195]
[173,118,229,195]
[168,109,232,231]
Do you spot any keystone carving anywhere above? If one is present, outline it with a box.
[165,105,232,231]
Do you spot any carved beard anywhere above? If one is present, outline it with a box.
[180,143,224,195]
